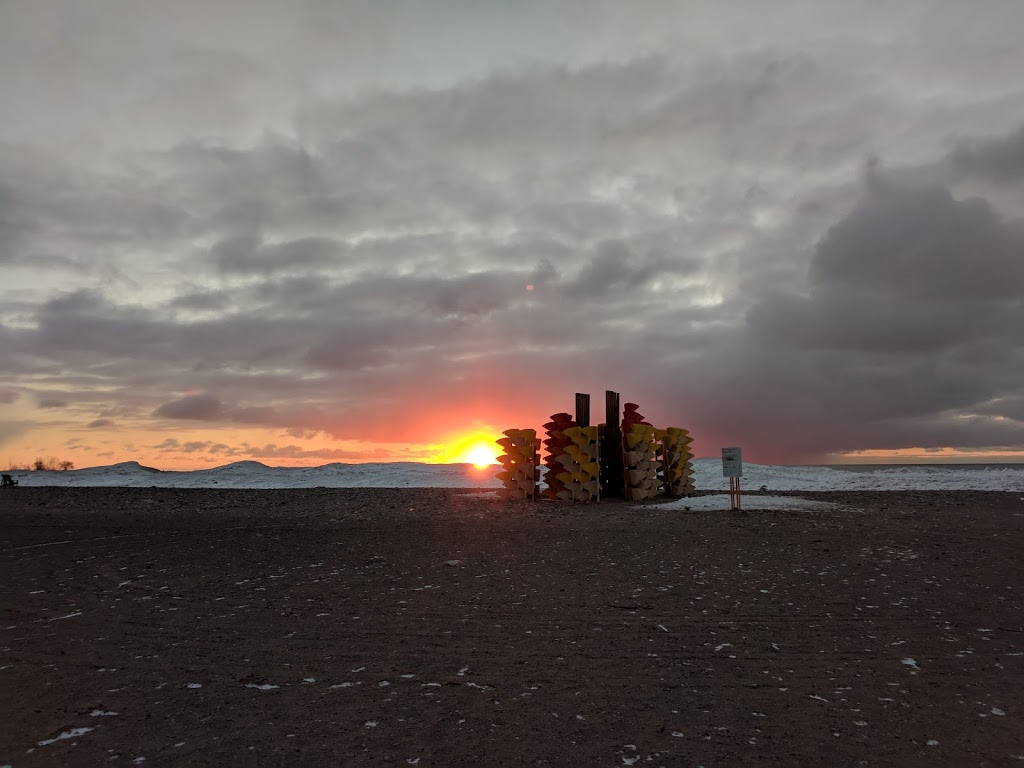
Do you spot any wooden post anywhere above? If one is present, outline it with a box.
[722,448,742,510]
[599,390,623,498]
[728,477,742,510]
[575,392,590,428]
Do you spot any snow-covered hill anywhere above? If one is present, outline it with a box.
[5,459,1024,491]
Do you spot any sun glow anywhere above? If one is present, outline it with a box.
[442,434,500,468]
[464,444,499,468]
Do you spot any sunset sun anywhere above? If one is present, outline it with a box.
[443,435,500,468]
[462,443,499,468]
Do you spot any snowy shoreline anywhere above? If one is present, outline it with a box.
[5,458,1024,492]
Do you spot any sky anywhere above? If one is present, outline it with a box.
[2,0,1024,470]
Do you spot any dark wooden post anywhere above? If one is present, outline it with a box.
[599,390,623,498]
[575,392,590,428]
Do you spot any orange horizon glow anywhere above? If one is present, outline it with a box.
[827,447,1024,464]
[436,431,501,467]
[5,412,1024,472]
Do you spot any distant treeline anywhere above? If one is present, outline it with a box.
[5,458,75,471]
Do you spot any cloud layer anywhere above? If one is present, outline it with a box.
[2,1,1023,466]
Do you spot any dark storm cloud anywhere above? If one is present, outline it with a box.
[37,397,68,409]
[810,175,1024,300]
[950,125,1024,184]
[678,157,1024,460]
[975,395,1024,422]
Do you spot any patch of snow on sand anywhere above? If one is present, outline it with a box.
[10,458,1024,491]
[651,496,838,512]
[38,727,94,746]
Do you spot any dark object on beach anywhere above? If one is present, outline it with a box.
[1,474,17,487]
[599,390,624,498]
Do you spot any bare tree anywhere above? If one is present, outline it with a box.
[32,457,65,471]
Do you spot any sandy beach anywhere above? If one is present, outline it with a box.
[2,488,1022,766]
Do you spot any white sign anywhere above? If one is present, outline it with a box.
[722,447,742,478]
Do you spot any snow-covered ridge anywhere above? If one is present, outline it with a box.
[5,458,1024,491]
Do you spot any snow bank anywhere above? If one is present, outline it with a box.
[6,458,1024,491]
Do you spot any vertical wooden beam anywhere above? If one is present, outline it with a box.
[599,390,623,498]
[574,392,591,428]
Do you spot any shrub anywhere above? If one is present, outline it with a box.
[31,457,70,471]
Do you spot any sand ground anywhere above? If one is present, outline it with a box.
[1,488,1022,767]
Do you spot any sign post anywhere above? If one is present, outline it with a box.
[721,447,742,510]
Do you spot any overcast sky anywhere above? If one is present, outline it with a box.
[2,0,1024,469]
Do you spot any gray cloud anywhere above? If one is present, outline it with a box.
[2,2,1024,465]
[811,174,1024,301]
[950,125,1024,184]
[212,235,349,274]
[680,159,1024,460]
[154,393,224,420]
